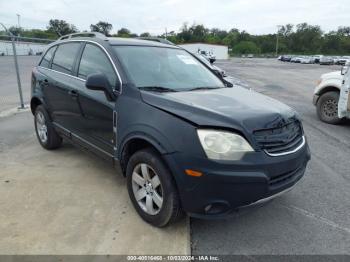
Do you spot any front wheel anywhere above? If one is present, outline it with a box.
[316,91,342,124]
[126,148,183,227]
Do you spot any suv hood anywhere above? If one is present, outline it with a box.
[141,87,296,133]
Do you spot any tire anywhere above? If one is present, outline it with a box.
[316,91,342,125]
[126,148,183,227]
[34,105,62,150]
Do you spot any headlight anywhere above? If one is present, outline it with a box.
[197,129,254,160]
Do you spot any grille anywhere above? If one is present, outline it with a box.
[253,120,304,155]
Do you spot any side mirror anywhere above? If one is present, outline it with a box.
[223,79,233,87]
[341,66,348,75]
[86,73,116,101]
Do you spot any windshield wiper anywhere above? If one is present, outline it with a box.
[187,86,221,91]
[138,86,177,92]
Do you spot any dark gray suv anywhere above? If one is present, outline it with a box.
[31,32,310,227]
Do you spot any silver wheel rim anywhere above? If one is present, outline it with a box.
[36,111,48,143]
[132,163,163,215]
[323,99,338,118]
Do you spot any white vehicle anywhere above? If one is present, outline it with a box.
[314,55,324,63]
[199,50,216,63]
[332,56,341,65]
[300,56,314,64]
[313,71,343,124]
[337,56,350,65]
[338,66,350,120]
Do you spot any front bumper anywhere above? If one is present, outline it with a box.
[164,141,311,217]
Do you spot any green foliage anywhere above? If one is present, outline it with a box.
[164,22,350,56]
[4,19,350,56]
[117,28,131,37]
[140,32,151,37]
[47,19,77,37]
[232,41,260,54]
[90,21,113,36]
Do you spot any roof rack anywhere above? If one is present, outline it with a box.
[138,37,175,45]
[58,32,108,41]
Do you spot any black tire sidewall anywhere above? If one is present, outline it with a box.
[126,148,180,227]
[34,105,62,149]
[317,91,341,124]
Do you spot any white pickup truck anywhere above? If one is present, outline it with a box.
[339,67,350,120]
[313,68,350,124]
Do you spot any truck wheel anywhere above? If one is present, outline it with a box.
[34,105,62,149]
[126,148,183,227]
[316,91,342,124]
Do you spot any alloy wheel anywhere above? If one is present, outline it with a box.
[131,163,163,215]
[36,111,48,143]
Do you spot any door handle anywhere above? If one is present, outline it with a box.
[68,90,78,98]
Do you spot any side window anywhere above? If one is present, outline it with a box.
[51,43,81,74]
[78,44,117,86]
[39,46,57,68]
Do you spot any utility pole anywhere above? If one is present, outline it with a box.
[165,27,167,39]
[16,14,21,37]
[275,25,282,57]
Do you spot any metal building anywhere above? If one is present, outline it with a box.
[179,43,229,59]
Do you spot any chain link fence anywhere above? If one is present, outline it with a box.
[0,35,53,56]
[0,32,55,113]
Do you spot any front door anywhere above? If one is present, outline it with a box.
[71,43,119,155]
[338,69,350,119]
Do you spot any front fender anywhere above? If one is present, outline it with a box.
[314,78,342,95]
[117,123,176,159]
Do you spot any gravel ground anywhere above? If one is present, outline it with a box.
[191,58,350,255]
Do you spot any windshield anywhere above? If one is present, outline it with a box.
[113,46,224,91]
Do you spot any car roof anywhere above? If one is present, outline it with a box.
[54,36,178,49]
[107,37,177,47]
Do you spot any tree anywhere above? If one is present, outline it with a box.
[47,19,77,37]
[140,32,151,37]
[90,21,113,36]
[337,26,350,37]
[232,41,260,54]
[223,29,240,48]
[291,23,323,53]
[117,28,131,37]
[279,24,294,37]
[8,26,23,36]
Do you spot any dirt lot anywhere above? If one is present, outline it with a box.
[0,57,349,256]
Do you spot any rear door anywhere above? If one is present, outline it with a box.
[71,42,118,155]
[42,42,82,132]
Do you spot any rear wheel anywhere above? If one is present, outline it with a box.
[126,148,183,227]
[316,91,342,124]
[34,105,62,149]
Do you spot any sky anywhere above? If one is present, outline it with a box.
[0,0,349,35]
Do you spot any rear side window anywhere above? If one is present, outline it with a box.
[51,43,81,74]
[39,46,57,68]
[78,44,116,86]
